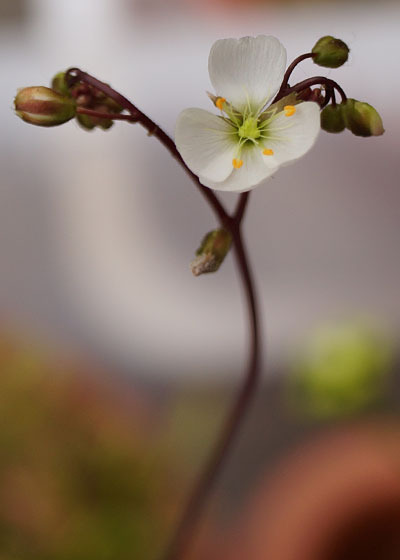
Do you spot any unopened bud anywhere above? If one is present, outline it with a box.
[69,81,122,131]
[14,86,76,127]
[343,99,384,137]
[312,36,349,68]
[76,107,114,131]
[51,72,71,96]
[320,103,345,133]
[190,228,232,277]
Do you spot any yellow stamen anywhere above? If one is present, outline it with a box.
[216,97,226,110]
[263,148,274,156]
[284,105,296,117]
[232,158,243,169]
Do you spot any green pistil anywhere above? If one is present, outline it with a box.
[238,116,261,140]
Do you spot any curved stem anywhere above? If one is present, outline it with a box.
[76,107,138,122]
[274,75,347,105]
[163,225,260,560]
[234,191,250,223]
[66,69,261,560]
[67,68,230,228]
[276,52,315,98]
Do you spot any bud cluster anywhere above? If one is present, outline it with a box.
[52,72,123,130]
[309,36,384,137]
[14,70,123,130]
[320,99,384,137]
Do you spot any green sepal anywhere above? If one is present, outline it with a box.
[191,229,232,276]
[51,72,72,97]
[321,104,345,133]
[312,36,349,68]
[343,99,384,137]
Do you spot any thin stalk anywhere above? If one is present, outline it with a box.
[162,224,260,560]
[66,69,262,560]
[67,68,229,228]
[76,107,138,122]
[276,52,315,98]
[274,75,347,104]
[234,191,250,223]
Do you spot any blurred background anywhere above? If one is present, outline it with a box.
[1,0,400,558]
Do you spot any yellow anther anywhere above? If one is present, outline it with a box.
[232,158,243,169]
[263,148,274,156]
[216,97,226,110]
[284,105,296,117]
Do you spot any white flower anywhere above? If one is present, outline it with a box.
[175,35,321,193]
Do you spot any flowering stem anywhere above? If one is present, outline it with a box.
[76,107,138,122]
[66,69,261,560]
[276,52,315,97]
[66,68,229,227]
[234,191,250,223]
[163,222,260,560]
[289,76,347,102]
[274,75,347,104]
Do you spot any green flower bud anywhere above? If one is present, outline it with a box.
[312,36,349,68]
[51,71,71,96]
[343,98,384,137]
[14,86,76,127]
[320,103,345,133]
[76,106,114,132]
[76,113,96,131]
[190,228,232,276]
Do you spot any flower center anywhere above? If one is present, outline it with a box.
[238,117,261,141]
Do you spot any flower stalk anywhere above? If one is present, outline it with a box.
[65,67,261,560]
[66,68,230,228]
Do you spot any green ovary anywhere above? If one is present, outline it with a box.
[238,116,261,141]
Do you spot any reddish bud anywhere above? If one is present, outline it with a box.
[15,86,76,127]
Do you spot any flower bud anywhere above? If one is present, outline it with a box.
[320,104,345,133]
[76,113,97,131]
[51,71,71,97]
[312,36,349,68]
[76,105,114,131]
[343,99,384,137]
[190,228,232,276]
[14,86,76,127]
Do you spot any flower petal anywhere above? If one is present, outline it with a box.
[199,145,276,193]
[208,36,287,114]
[175,108,237,182]
[261,101,321,167]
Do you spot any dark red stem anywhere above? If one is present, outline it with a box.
[274,75,347,104]
[67,68,229,228]
[234,191,250,223]
[76,107,138,122]
[163,224,260,560]
[66,69,261,560]
[276,52,315,98]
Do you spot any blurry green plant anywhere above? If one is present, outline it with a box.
[0,336,179,560]
[288,323,394,419]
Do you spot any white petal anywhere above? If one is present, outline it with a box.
[208,36,287,114]
[175,108,237,182]
[199,145,276,193]
[261,102,321,167]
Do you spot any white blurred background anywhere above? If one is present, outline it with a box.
[1,0,399,381]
